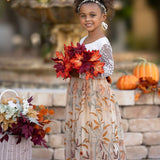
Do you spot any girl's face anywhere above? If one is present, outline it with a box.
[79,3,106,33]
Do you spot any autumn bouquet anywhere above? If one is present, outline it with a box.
[52,43,105,80]
[0,89,54,147]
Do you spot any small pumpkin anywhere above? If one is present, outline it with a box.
[117,75,138,90]
[133,58,159,82]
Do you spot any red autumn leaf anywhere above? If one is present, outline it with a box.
[65,62,72,72]
[79,62,92,74]
[56,71,65,78]
[54,63,65,73]
[52,51,65,64]
[93,61,105,76]
[89,50,101,61]
[55,51,64,60]
[52,43,105,80]
[85,71,94,80]
[70,53,83,69]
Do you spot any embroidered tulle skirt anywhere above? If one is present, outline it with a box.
[64,77,126,160]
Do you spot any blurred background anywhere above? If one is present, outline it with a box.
[0,0,159,89]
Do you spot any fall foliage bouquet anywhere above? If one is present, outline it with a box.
[52,43,105,80]
[0,89,54,147]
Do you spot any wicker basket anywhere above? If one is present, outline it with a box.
[0,89,32,160]
[0,134,32,160]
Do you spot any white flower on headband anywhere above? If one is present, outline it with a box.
[78,0,107,15]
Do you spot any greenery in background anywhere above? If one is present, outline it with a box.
[0,0,7,17]
[147,0,160,50]
[115,0,133,29]
[36,0,50,3]
[40,24,53,58]
[114,0,159,51]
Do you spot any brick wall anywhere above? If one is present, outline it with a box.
[0,88,160,160]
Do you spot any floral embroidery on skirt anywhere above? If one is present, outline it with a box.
[64,77,126,160]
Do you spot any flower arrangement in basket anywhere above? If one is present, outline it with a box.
[0,89,54,147]
[52,43,105,80]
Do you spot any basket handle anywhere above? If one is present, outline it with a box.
[0,89,19,103]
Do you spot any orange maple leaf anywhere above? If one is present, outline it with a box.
[158,87,160,97]
[33,105,36,110]
[85,71,94,80]
[70,53,83,69]
[45,127,51,133]
[48,109,54,115]
[145,77,157,85]
[38,115,44,122]
[57,71,65,78]
[65,62,72,71]
[135,93,141,101]
[55,51,64,60]
[43,119,51,124]
[138,77,158,94]
[89,50,101,61]
[93,61,105,76]
[34,124,40,130]
[39,105,45,109]
[39,109,48,116]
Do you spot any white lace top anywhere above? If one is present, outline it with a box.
[79,36,114,79]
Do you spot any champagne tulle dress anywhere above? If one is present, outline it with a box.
[64,36,127,160]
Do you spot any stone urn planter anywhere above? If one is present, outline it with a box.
[0,135,32,160]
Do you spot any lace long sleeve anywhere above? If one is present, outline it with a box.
[79,37,114,79]
[97,43,114,78]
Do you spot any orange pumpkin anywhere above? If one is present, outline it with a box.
[133,58,159,82]
[117,75,138,90]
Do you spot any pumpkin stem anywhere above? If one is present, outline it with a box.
[117,70,128,75]
[137,57,147,63]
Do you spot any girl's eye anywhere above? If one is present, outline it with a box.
[80,15,86,18]
[90,14,96,17]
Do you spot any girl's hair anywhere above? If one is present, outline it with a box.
[74,0,113,13]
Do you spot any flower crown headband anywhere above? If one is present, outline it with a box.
[78,0,107,15]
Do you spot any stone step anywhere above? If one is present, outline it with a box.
[0,88,159,106]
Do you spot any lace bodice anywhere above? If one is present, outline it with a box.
[79,36,114,79]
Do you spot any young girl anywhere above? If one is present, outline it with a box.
[64,0,127,159]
